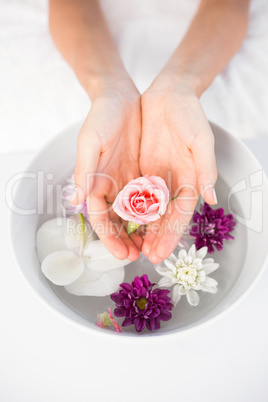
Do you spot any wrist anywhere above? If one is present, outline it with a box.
[149,69,203,99]
[74,56,139,102]
[84,70,134,100]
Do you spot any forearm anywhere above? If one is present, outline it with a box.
[159,0,250,96]
[49,0,130,99]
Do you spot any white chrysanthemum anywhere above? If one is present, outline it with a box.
[155,245,219,307]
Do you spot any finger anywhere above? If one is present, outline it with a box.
[148,186,198,263]
[86,195,128,260]
[192,125,218,205]
[128,223,145,253]
[120,219,145,252]
[129,232,143,252]
[71,123,101,205]
[142,216,163,257]
[109,210,140,261]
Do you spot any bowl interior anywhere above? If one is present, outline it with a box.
[9,121,268,338]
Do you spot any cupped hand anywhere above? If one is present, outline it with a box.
[140,76,217,263]
[71,79,142,261]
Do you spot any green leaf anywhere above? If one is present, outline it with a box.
[127,221,140,235]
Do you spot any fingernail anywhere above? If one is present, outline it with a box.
[142,242,150,256]
[142,247,149,256]
[213,188,218,204]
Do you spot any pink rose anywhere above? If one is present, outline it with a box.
[113,175,169,225]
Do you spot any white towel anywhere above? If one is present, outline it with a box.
[0,0,268,154]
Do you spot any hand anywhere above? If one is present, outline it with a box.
[140,75,217,263]
[71,78,142,261]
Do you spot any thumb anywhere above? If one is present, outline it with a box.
[192,131,218,205]
[70,125,101,205]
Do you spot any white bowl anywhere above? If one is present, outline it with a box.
[9,121,268,339]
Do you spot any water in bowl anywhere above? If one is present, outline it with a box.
[45,174,245,335]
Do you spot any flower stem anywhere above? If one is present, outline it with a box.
[127,221,140,235]
[79,213,85,253]
[169,195,178,202]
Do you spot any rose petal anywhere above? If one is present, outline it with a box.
[83,240,131,271]
[64,267,125,296]
[41,250,84,285]
[112,175,169,225]
[148,175,170,204]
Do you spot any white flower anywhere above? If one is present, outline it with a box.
[155,244,219,307]
[36,216,131,296]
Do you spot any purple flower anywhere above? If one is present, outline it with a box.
[110,274,173,332]
[190,202,236,254]
[61,175,88,219]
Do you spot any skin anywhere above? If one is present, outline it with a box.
[49,0,250,263]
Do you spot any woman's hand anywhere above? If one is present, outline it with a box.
[140,75,217,264]
[71,78,142,261]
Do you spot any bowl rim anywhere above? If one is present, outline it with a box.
[8,120,268,341]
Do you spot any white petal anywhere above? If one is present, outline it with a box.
[188,245,196,260]
[203,277,218,287]
[78,266,103,282]
[196,246,208,260]
[83,240,131,271]
[65,267,125,296]
[186,289,200,306]
[36,218,67,262]
[41,250,84,285]
[178,285,186,295]
[178,249,187,260]
[192,258,202,266]
[155,265,174,277]
[164,258,176,272]
[64,216,94,253]
[201,285,218,294]
[185,256,192,265]
[158,276,173,287]
[203,258,214,264]
[172,285,181,306]
[202,262,220,275]
[176,258,184,267]
[168,254,178,265]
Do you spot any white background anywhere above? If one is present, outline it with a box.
[1,0,268,400]
[1,139,268,402]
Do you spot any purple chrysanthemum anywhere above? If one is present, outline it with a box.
[190,202,236,254]
[61,175,88,219]
[110,274,173,332]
